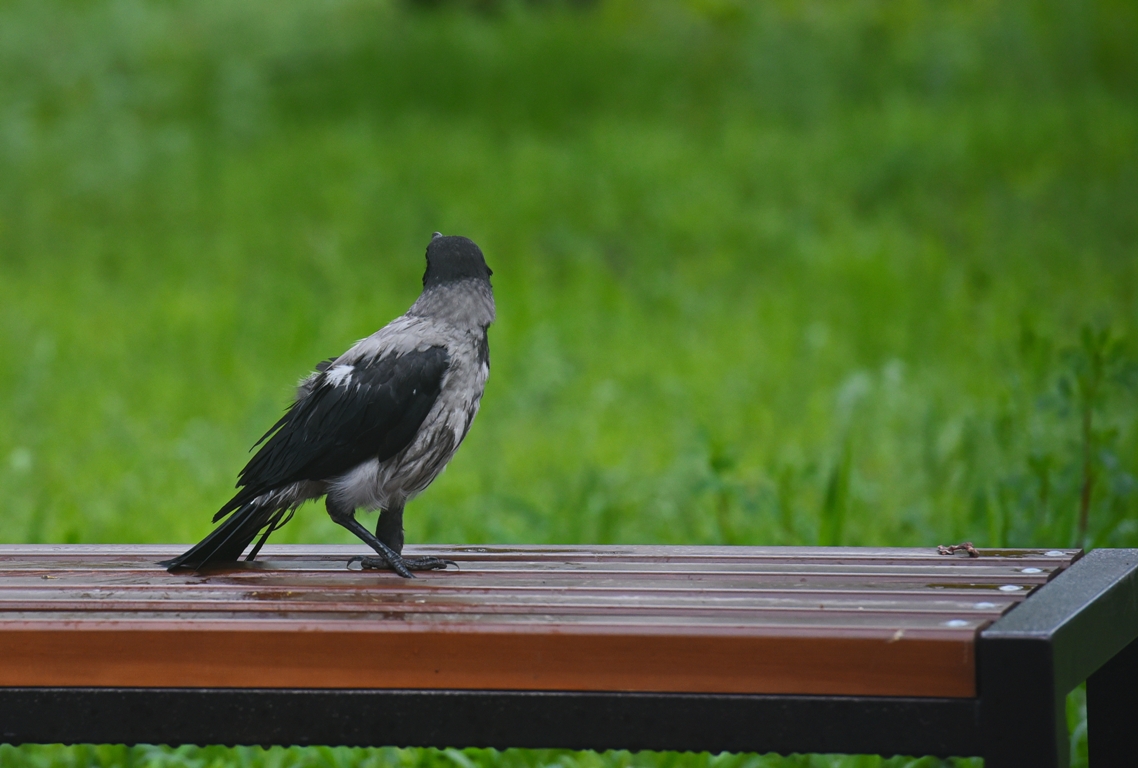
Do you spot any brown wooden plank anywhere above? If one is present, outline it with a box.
[0,626,976,696]
[0,558,1065,582]
[0,574,1056,594]
[0,573,1036,595]
[0,576,1050,601]
[0,553,1068,573]
[0,612,993,635]
[0,587,1024,616]
[0,579,1054,601]
[0,543,1081,556]
[0,543,1082,567]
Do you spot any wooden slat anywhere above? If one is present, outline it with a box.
[0,545,1082,698]
[0,627,975,697]
[0,587,1025,615]
[0,544,1082,572]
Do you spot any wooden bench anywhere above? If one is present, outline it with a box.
[0,545,1134,767]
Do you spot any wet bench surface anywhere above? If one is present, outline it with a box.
[0,544,1078,696]
[0,544,1134,768]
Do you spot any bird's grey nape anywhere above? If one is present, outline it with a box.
[432,232,443,240]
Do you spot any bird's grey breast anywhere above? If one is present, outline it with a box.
[381,322,488,495]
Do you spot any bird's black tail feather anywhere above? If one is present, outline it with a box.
[161,501,281,571]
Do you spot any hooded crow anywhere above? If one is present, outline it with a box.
[163,233,494,577]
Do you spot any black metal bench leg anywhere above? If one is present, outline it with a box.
[981,689,1068,768]
[1087,636,1138,765]
[979,631,1069,768]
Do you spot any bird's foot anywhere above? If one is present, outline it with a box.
[937,541,980,557]
[347,555,457,577]
[347,554,413,577]
[402,556,458,571]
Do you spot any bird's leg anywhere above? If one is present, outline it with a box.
[370,503,456,573]
[374,505,405,554]
[326,497,414,578]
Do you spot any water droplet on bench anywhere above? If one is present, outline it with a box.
[999,585,1023,592]
[944,619,970,628]
[1021,567,1042,574]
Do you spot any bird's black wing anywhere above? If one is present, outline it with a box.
[215,346,449,519]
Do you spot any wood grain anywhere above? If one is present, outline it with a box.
[0,627,976,696]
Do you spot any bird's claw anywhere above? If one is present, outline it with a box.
[405,557,459,571]
[350,552,414,577]
[347,554,413,577]
[346,555,457,577]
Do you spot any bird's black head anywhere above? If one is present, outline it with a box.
[423,233,493,289]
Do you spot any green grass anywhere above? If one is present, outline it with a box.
[0,0,1136,765]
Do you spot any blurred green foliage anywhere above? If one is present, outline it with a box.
[0,0,1135,766]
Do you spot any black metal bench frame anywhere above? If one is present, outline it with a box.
[1,548,1135,767]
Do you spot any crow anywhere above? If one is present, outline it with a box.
[163,233,494,577]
